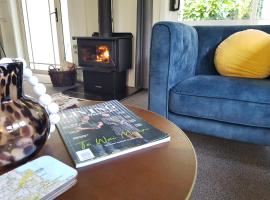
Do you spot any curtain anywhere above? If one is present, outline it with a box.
[135,0,153,89]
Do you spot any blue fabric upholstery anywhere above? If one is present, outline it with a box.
[194,25,270,75]
[149,22,270,145]
[169,75,270,129]
[149,22,198,117]
[168,113,270,145]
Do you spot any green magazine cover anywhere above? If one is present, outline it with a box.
[56,100,170,168]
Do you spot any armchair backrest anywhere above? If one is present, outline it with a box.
[194,25,270,75]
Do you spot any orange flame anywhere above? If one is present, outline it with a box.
[96,45,110,63]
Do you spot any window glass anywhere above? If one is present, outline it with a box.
[179,0,269,21]
[22,0,60,70]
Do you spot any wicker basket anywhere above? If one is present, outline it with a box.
[48,66,76,87]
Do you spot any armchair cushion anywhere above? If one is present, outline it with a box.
[214,29,270,78]
[169,75,270,129]
[194,25,270,76]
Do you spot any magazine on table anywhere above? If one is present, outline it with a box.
[56,100,170,168]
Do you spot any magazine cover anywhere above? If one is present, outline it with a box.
[56,100,170,168]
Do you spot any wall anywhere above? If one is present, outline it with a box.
[0,0,17,57]
[67,0,96,81]
[153,0,178,24]
[112,0,137,87]
[9,0,27,58]
[67,0,137,87]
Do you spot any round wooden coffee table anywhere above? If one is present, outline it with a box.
[3,103,197,200]
[43,103,197,200]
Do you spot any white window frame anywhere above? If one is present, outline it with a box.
[181,19,270,26]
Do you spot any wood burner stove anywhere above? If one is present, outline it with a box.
[73,0,133,100]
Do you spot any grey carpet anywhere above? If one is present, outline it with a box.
[121,90,148,109]
[24,75,270,200]
[188,133,270,200]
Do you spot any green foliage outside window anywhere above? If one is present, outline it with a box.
[182,0,263,20]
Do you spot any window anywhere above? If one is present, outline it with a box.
[22,0,60,71]
[178,0,270,24]
[21,0,72,72]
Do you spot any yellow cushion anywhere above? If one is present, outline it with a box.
[214,29,270,79]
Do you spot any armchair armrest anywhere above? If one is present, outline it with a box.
[149,22,198,117]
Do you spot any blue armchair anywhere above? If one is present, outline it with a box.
[149,22,270,145]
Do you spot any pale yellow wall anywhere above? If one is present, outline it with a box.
[0,0,17,57]
[85,0,99,35]
[9,0,27,58]
[67,0,99,82]
[68,0,88,72]
[113,0,137,87]
[153,0,178,23]
[153,0,161,24]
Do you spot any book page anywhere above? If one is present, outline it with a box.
[0,156,77,200]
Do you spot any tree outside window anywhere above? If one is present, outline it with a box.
[179,0,268,21]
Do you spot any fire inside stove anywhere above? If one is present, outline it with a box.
[96,45,110,63]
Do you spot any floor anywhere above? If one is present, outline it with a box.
[24,74,148,109]
[24,74,270,200]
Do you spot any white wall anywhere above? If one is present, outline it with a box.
[68,0,89,72]
[113,0,137,87]
[67,0,137,87]
[85,0,99,35]
[9,0,27,58]
[0,0,17,57]
[67,0,97,81]
[153,0,178,24]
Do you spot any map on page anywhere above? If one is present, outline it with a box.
[0,156,77,200]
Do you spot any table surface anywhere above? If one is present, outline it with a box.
[2,102,197,200]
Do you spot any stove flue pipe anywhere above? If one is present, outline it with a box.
[98,0,112,37]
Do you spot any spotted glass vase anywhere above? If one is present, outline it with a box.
[0,61,49,167]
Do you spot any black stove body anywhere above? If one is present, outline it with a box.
[74,0,133,100]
